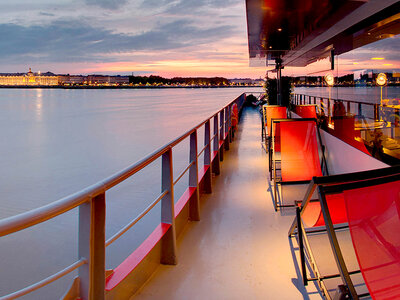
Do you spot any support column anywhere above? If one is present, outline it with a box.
[204,120,212,194]
[79,194,106,300]
[220,109,225,161]
[224,107,229,151]
[189,131,200,221]
[161,149,177,265]
[276,58,283,106]
[212,115,220,175]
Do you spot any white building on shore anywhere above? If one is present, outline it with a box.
[0,68,59,86]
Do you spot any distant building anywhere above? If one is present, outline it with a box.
[58,75,85,85]
[229,78,264,86]
[0,68,59,85]
[86,75,129,85]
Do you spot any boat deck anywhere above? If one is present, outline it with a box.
[132,107,321,299]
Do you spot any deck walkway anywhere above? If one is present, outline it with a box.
[132,107,320,300]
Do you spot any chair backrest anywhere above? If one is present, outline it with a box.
[302,194,347,227]
[300,166,400,228]
[343,176,400,300]
[266,106,287,136]
[293,105,317,119]
[280,120,322,182]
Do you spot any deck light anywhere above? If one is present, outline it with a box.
[371,57,385,60]
[376,73,387,108]
[277,28,282,32]
[376,73,387,86]
[324,73,334,86]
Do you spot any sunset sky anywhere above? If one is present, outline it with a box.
[0,0,398,78]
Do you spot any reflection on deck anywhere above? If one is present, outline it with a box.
[132,107,320,299]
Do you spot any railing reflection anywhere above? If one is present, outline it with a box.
[292,94,400,164]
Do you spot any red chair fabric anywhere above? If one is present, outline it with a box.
[266,106,287,136]
[294,105,317,119]
[302,193,348,227]
[280,120,322,182]
[344,181,400,300]
[274,122,281,152]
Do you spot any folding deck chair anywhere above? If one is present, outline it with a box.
[261,105,287,180]
[291,104,318,119]
[288,166,400,300]
[271,118,328,211]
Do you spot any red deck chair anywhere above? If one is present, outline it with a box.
[344,178,400,300]
[288,166,400,300]
[292,104,317,119]
[272,119,327,210]
[262,105,287,180]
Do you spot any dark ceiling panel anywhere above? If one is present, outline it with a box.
[246,0,400,67]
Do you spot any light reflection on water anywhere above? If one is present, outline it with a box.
[0,87,261,299]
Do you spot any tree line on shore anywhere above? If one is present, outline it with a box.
[129,75,229,86]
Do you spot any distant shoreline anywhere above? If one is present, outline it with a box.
[0,85,262,89]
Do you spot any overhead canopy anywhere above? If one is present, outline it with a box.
[246,0,400,67]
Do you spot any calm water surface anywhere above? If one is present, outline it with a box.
[0,87,262,299]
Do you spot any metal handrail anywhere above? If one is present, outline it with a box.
[0,99,237,237]
[0,93,246,299]
[1,258,87,300]
[173,161,195,186]
[105,190,168,247]
[198,144,208,157]
[292,93,395,122]
[294,93,377,106]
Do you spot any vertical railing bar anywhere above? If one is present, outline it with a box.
[224,107,230,151]
[219,109,225,161]
[213,114,221,175]
[160,148,177,265]
[189,131,200,220]
[203,120,212,193]
[79,194,106,300]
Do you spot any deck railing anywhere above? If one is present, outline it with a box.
[0,93,246,300]
[292,93,400,162]
[293,93,400,123]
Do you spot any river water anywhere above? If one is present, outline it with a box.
[2,86,397,298]
[0,87,262,299]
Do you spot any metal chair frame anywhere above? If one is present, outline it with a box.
[288,166,400,300]
[271,118,328,211]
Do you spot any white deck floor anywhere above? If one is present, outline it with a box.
[132,107,321,300]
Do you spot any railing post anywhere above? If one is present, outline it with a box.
[327,98,331,121]
[212,115,221,175]
[314,96,316,105]
[228,105,233,142]
[189,131,200,221]
[219,109,224,161]
[161,148,177,265]
[79,193,106,300]
[358,103,362,117]
[224,107,230,151]
[374,104,379,121]
[347,101,351,115]
[203,120,212,194]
